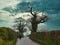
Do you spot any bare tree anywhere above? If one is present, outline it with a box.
[14,17,28,38]
[28,6,48,33]
[14,17,27,32]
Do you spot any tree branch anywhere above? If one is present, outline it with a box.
[36,15,48,24]
[28,6,34,16]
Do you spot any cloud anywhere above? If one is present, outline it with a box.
[0,10,14,20]
[3,0,60,14]
[0,11,33,28]
[37,23,47,30]
[14,12,32,20]
[12,0,60,14]
[0,0,19,9]
[0,10,14,28]
[19,0,40,2]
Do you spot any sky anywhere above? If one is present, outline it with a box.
[0,0,60,32]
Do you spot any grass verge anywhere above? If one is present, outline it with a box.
[0,38,17,45]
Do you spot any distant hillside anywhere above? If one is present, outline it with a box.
[30,30,60,45]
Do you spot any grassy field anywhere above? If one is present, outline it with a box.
[30,30,60,45]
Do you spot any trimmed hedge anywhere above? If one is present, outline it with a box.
[30,30,60,45]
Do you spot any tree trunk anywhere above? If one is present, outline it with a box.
[31,23,38,33]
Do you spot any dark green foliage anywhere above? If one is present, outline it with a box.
[0,27,18,45]
[0,27,17,40]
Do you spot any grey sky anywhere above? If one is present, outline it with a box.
[0,0,19,9]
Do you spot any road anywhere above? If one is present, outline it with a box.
[15,37,41,45]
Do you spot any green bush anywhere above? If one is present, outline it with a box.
[0,38,4,45]
[0,27,17,45]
